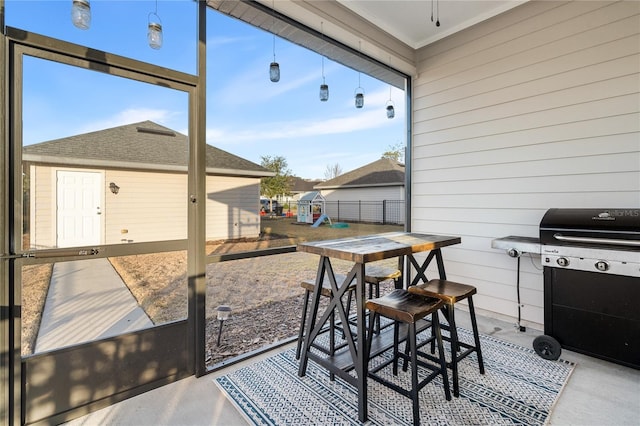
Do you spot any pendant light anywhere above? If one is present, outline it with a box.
[354,74,364,108]
[269,1,280,82]
[71,0,91,30]
[386,85,395,119]
[148,0,163,49]
[386,58,395,119]
[319,22,329,102]
[354,41,364,108]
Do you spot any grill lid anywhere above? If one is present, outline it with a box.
[540,208,640,247]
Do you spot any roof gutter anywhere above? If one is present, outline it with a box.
[22,155,274,177]
[314,182,404,190]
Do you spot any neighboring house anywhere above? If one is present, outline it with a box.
[23,121,272,249]
[315,158,405,223]
[288,176,323,201]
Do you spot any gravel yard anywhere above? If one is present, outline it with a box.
[22,218,403,366]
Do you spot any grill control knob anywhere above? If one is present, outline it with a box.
[595,261,609,272]
[557,257,569,267]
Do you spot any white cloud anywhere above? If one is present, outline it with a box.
[207,35,255,48]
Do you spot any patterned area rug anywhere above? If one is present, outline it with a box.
[215,328,575,425]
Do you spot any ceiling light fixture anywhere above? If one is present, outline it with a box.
[269,0,280,82]
[71,0,91,30]
[148,0,163,49]
[319,22,329,102]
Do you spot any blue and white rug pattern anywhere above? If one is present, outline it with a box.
[216,328,575,425]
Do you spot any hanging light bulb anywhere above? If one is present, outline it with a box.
[320,57,329,101]
[270,59,280,82]
[386,84,395,119]
[269,2,280,82]
[386,101,395,119]
[71,0,91,30]
[148,19,163,49]
[148,0,163,50]
[319,23,329,102]
[355,85,364,108]
[354,42,364,108]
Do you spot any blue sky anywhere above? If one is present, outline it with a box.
[7,0,406,179]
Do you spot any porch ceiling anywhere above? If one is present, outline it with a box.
[207,0,528,84]
[337,0,528,49]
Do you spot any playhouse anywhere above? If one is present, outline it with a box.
[297,191,325,224]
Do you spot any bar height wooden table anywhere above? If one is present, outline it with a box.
[297,232,461,422]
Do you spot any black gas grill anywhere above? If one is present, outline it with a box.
[539,208,640,369]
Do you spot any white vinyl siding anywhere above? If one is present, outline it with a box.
[30,166,262,248]
[104,170,188,244]
[321,186,404,202]
[28,164,55,249]
[411,0,640,327]
[205,176,260,240]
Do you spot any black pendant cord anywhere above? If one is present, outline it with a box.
[431,0,441,27]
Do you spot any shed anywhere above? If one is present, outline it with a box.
[297,191,325,224]
[23,121,272,248]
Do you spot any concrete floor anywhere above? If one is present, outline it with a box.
[64,311,640,426]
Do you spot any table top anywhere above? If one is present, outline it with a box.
[297,232,461,263]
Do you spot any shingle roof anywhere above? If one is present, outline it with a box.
[289,176,323,192]
[314,158,405,189]
[299,191,325,202]
[23,121,271,177]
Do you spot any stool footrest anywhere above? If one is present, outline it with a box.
[440,335,479,363]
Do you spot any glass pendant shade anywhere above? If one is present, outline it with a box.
[386,102,395,119]
[71,0,91,30]
[270,62,280,82]
[355,88,364,109]
[148,21,163,49]
[319,84,329,102]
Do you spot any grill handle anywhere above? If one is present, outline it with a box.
[553,233,640,247]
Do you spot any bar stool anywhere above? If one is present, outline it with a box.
[345,264,402,333]
[295,273,352,361]
[365,289,451,426]
[408,279,485,397]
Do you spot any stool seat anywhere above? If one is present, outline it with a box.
[364,264,402,285]
[365,289,443,324]
[300,273,351,297]
[409,279,476,305]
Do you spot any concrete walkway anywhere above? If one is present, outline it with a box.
[35,258,153,353]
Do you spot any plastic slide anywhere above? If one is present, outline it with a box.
[311,214,332,227]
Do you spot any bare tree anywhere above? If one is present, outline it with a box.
[324,163,343,180]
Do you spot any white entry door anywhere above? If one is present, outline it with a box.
[56,170,102,248]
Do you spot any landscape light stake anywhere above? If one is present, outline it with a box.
[216,305,232,346]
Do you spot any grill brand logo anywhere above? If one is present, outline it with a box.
[592,210,640,220]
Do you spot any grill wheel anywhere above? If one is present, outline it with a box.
[533,335,562,360]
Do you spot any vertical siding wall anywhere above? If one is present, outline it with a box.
[411,1,640,327]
